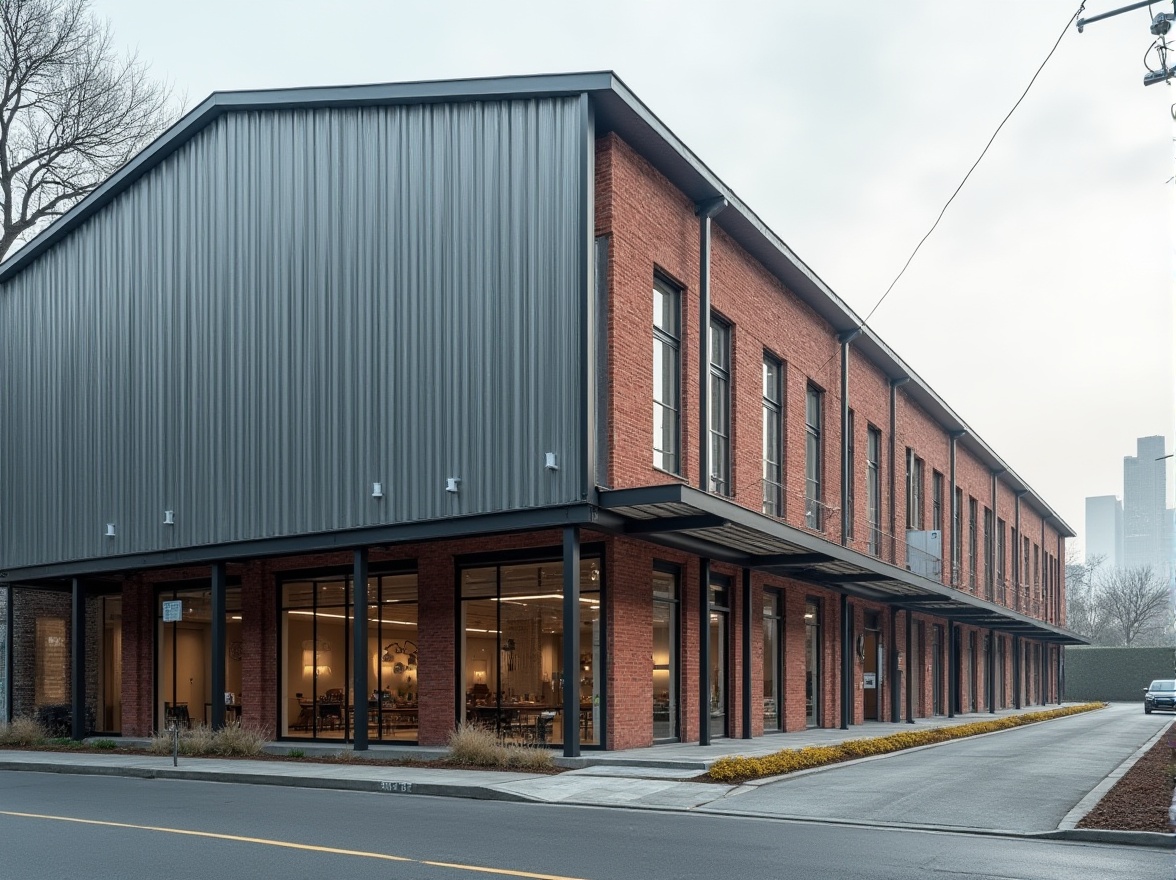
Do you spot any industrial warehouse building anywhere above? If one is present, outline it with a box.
[0,72,1081,754]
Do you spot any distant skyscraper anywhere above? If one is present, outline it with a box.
[1085,495,1122,567]
[1122,435,1170,571]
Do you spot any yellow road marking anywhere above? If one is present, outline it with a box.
[0,810,588,880]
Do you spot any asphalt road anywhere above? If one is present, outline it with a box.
[706,702,1171,832]
[0,771,1166,880]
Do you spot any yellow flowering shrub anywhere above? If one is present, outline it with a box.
[707,702,1105,783]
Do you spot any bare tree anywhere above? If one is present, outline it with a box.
[1065,550,1107,644]
[1098,565,1172,647]
[0,0,178,260]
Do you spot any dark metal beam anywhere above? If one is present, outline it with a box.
[741,568,752,739]
[352,549,369,750]
[947,623,957,718]
[699,558,711,746]
[624,514,728,535]
[751,553,831,567]
[563,527,581,758]
[819,573,895,584]
[70,578,85,740]
[840,594,851,730]
[210,562,226,732]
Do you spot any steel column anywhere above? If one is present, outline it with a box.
[1012,635,1022,709]
[696,198,727,493]
[988,629,996,714]
[352,549,369,750]
[905,609,914,723]
[698,558,712,745]
[1014,492,1024,612]
[70,578,85,740]
[210,562,226,732]
[562,527,582,757]
[889,608,900,722]
[947,622,957,718]
[741,567,753,739]
[840,593,851,730]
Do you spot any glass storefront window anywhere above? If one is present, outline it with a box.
[99,596,122,733]
[805,600,821,727]
[461,557,602,747]
[653,568,678,741]
[281,571,418,742]
[763,591,780,731]
[158,586,243,730]
[709,576,730,738]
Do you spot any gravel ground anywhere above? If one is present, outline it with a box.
[1077,720,1175,833]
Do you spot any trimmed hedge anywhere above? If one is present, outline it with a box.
[707,703,1105,783]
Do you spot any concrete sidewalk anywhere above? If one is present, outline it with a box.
[0,702,1168,848]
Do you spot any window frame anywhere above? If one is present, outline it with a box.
[866,425,882,556]
[804,385,824,530]
[708,314,732,495]
[652,275,682,474]
[761,353,784,516]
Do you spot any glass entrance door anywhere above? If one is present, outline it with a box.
[804,600,820,727]
[762,591,781,731]
[708,578,730,739]
[653,568,678,741]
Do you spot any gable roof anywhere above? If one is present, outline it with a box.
[0,70,1075,536]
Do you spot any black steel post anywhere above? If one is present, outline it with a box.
[987,630,996,714]
[352,548,369,750]
[947,622,957,718]
[210,562,226,731]
[70,578,85,740]
[741,568,752,739]
[5,586,14,724]
[840,593,851,730]
[905,609,914,723]
[1013,635,1022,709]
[890,609,900,722]
[562,527,582,758]
[699,558,711,746]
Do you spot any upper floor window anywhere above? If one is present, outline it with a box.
[762,354,783,516]
[905,450,924,530]
[968,497,978,589]
[932,471,944,532]
[953,487,963,584]
[997,517,1006,593]
[653,277,681,473]
[866,426,882,556]
[708,316,732,495]
[983,507,994,597]
[804,386,823,530]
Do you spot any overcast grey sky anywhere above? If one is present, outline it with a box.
[91,0,1175,554]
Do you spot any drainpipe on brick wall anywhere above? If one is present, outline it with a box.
[948,431,965,587]
[695,197,727,494]
[888,377,909,565]
[837,329,859,547]
[70,578,85,740]
[991,470,1003,604]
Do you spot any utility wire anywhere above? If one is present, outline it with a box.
[833,1,1087,349]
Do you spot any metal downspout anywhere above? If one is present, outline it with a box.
[696,197,727,493]
[838,330,858,547]
[949,431,965,587]
[699,558,711,746]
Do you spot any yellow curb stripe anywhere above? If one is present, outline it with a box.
[0,810,588,880]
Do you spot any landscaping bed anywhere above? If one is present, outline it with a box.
[1077,720,1175,833]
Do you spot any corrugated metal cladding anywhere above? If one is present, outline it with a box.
[0,98,586,569]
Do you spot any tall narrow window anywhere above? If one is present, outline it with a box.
[762,355,783,516]
[653,566,679,741]
[866,426,882,556]
[708,316,731,495]
[805,386,823,530]
[968,497,978,590]
[905,451,924,530]
[932,471,944,532]
[997,518,1006,601]
[983,508,994,598]
[846,409,856,538]
[653,277,681,473]
[762,591,782,731]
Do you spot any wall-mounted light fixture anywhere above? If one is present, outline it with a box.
[163,510,175,525]
[105,523,116,538]
[446,477,460,493]
[371,482,384,499]
[545,452,559,471]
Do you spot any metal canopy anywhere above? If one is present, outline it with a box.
[599,484,1085,646]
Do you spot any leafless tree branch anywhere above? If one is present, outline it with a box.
[0,0,179,260]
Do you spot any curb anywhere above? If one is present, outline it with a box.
[1033,828,1175,849]
[1057,723,1169,830]
[0,760,535,803]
